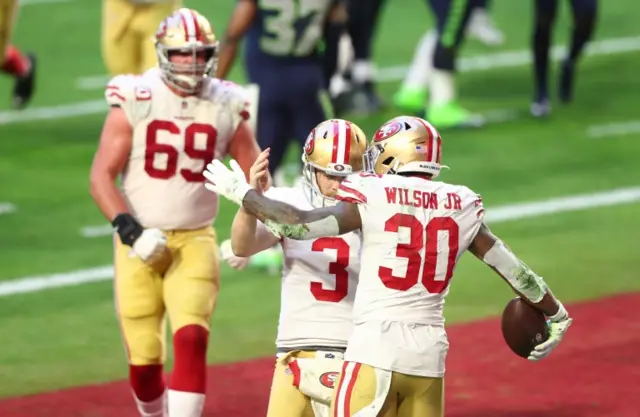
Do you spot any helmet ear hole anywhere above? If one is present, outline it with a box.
[382,157,394,166]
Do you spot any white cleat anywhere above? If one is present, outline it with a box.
[530,100,551,118]
[467,8,505,46]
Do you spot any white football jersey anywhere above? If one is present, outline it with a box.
[260,182,361,350]
[105,68,249,230]
[335,173,484,377]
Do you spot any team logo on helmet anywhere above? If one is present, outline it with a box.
[319,372,339,389]
[304,130,316,155]
[373,121,402,142]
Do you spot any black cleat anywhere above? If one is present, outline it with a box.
[12,53,36,109]
[558,59,575,103]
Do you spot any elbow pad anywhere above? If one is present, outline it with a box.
[483,240,548,303]
[264,216,340,240]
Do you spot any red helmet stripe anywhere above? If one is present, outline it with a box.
[190,10,202,41]
[330,119,351,165]
[331,120,340,164]
[342,121,352,164]
[178,9,196,41]
[415,117,435,162]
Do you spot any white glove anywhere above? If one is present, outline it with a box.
[528,306,573,361]
[220,239,250,270]
[132,228,167,262]
[203,159,252,206]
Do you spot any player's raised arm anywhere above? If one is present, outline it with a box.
[229,149,279,256]
[89,106,133,221]
[203,156,362,239]
[216,0,257,79]
[468,222,572,361]
[227,120,267,182]
[243,190,361,239]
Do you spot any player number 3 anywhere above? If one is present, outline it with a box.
[310,237,350,303]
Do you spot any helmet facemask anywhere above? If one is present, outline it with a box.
[301,157,351,208]
[299,119,367,206]
[156,43,218,94]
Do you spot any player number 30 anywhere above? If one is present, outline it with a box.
[309,215,458,303]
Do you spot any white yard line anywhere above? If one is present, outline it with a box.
[484,187,640,222]
[0,202,17,215]
[0,35,636,126]
[375,35,640,81]
[81,224,113,238]
[0,100,105,126]
[76,75,111,91]
[587,120,640,139]
[0,266,113,297]
[2,186,639,297]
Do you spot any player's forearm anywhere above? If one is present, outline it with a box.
[528,290,566,319]
[242,189,307,224]
[470,223,557,308]
[483,242,568,320]
[242,190,340,240]
[230,208,260,257]
[89,175,130,222]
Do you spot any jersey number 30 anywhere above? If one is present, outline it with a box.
[308,215,459,303]
[145,120,217,182]
[382,214,459,294]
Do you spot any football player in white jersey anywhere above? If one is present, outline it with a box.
[89,8,267,417]
[204,115,573,417]
[222,119,367,417]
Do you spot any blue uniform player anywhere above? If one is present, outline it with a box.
[217,0,345,178]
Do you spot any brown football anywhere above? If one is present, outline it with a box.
[501,297,549,358]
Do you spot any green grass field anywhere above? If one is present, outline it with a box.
[0,0,638,399]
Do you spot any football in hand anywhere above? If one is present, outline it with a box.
[501,297,549,358]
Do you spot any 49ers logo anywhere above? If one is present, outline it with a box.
[304,129,316,155]
[319,372,339,389]
[374,121,402,142]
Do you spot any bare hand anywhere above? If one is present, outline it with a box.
[250,148,271,193]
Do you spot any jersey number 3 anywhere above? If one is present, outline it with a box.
[310,237,350,303]
[145,120,217,182]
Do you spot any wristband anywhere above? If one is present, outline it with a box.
[548,302,568,322]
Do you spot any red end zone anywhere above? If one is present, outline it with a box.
[1,293,638,417]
